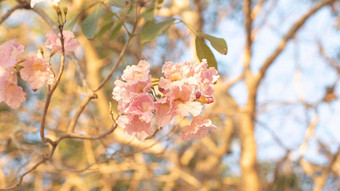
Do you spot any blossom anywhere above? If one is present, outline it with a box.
[121,60,150,82]
[112,60,152,114]
[31,0,60,7]
[0,66,10,89]
[163,85,202,117]
[179,116,217,141]
[0,69,26,109]
[112,59,218,141]
[125,94,155,123]
[0,40,24,68]
[159,61,196,90]
[159,59,219,102]
[117,115,154,141]
[194,60,219,97]
[45,30,80,55]
[20,54,54,90]
[155,97,176,127]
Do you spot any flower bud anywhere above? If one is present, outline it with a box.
[195,91,201,99]
[63,7,68,16]
[197,96,214,104]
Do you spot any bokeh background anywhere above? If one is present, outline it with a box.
[0,0,340,190]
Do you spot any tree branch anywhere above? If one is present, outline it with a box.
[242,0,253,73]
[257,0,336,84]
[0,5,23,25]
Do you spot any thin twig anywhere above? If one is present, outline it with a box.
[93,5,141,92]
[40,27,66,146]
[31,7,58,32]
[67,93,98,133]
[257,0,336,84]
[0,5,23,25]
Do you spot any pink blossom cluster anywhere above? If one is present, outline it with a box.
[0,30,79,109]
[112,60,219,141]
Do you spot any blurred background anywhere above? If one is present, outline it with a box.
[0,0,340,190]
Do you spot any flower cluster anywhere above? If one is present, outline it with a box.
[112,60,219,141]
[0,30,79,109]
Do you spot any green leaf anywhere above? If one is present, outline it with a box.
[66,13,81,30]
[95,21,114,38]
[195,37,218,70]
[200,33,228,55]
[102,12,115,21]
[107,0,126,8]
[110,22,123,39]
[141,7,154,21]
[140,18,176,43]
[81,6,106,39]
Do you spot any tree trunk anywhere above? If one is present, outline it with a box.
[239,76,260,191]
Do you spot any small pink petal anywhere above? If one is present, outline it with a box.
[0,66,10,89]
[0,40,24,68]
[20,54,54,90]
[179,116,217,141]
[122,60,150,82]
[126,94,154,123]
[177,101,202,117]
[45,30,80,55]
[155,98,176,127]
[117,115,154,141]
[0,73,25,109]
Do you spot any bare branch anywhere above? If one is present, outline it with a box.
[242,0,253,73]
[258,0,337,84]
[31,7,58,32]
[67,93,98,133]
[0,5,23,25]
[251,0,267,20]
[313,147,340,191]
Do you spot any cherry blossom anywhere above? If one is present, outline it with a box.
[112,61,154,141]
[155,97,176,127]
[125,94,155,123]
[30,0,60,7]
[117,115,154,141]
[112,59,219,141]
[179,116,217,141]
[0,40,24,68]
[0,66,10,90]
[20,54,54,91]
[45,30,80,55]
[121,60,150,82]
[0,70,26,109]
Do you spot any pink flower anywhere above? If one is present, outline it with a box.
[112,59,219,141]
[20,54,54,90]
[0,66,10,89]
[164,85,202,117]
[0,40,24,68]
[194,60,219,97]
[159,60,219,106]
[45,30,80,55]
[155,98,177,127]
[125,94,154,122]
[112,60,153,114]
[31,0,60,7]
[161,61,195,82]
[121,60,150,82]
[117,115,154,141]
[0,70,26,109]
[179,116,217,141]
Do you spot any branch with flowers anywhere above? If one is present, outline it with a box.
[0,0,228,189]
